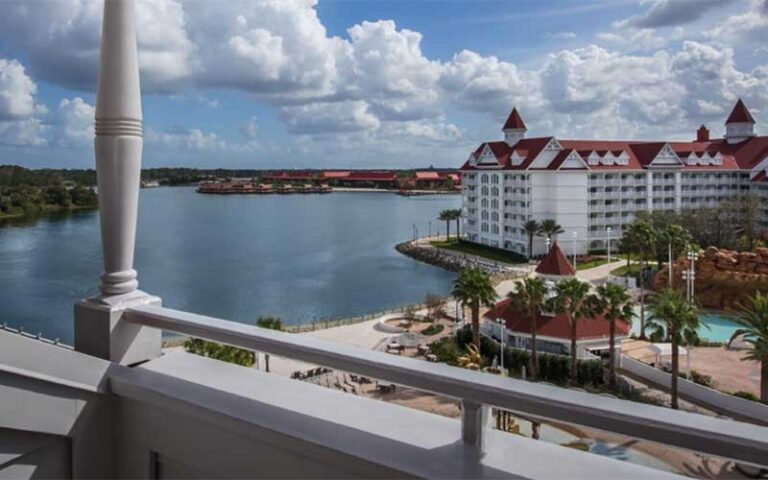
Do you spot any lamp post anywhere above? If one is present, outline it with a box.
[497,318,505,372]
[572,231,578,268]
[429,221,432,238]
[606,226,612,264]
[546,236,551,254]
[686,247,699,303]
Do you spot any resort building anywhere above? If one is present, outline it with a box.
[460,100,768,256]
[483,243,629,359]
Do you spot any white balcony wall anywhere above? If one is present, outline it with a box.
[530,171,589,255]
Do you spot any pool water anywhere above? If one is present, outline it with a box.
[632,309,742,343]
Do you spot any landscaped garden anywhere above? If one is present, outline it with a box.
[429,239,527,264]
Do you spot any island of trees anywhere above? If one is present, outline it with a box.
[0,166,98,220]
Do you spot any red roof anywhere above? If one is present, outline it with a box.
[264,171,316,180]
[726,99,755,124]
[323,171,351,179]
[503,108,527,130]
[346,171,397,181]
[460,137,554,171]
[486,298,630,341]
[415,171,441,180]
[535,242,576,277]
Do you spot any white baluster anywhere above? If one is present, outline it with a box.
[74,0,161,365]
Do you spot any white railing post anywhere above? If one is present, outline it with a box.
[460,400,486,453]
[74,0,161,365]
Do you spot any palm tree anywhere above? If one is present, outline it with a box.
[452,268,497,347]
[647,289,700,409]
[450,209,462,240]
[508,277,548,379]
[539,219,564,242]
[730,292,768,403]
[624,220,657,340]
[256,316,284,373]
[551,278,592,385]
[438,210,452,241]
[585,283,634,389]
[523,220,541,259]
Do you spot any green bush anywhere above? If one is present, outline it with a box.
[454,326,605,386]
[428,337,461,365]
[731,391,763,403]
[421,324,445,336]
[184,338,255,366]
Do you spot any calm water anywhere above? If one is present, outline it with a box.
[0,187,459,344]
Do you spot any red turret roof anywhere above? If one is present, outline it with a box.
[726,99,755,124]
[535,241,576,277]
[503,108,527,130]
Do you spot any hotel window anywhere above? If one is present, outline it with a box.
[481,186,489,195]
[491,212,499,221]
[491,199,499,209]
[481,198,488,208]
[481,210,489,220]
[491,175,500,184]
[481,223,489,233]
[481,174,489,184]
[491,224,500,234]
[491,187,500,196]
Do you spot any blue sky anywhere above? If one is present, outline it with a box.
[0,0,766,169]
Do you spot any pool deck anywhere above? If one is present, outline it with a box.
[622,339,760,397]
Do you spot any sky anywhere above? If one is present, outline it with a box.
[0,0,767,169]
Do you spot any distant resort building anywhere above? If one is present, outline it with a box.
[199,170,461,194]
[460,99,768,256]
[483,242,630,359]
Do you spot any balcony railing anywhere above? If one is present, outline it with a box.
[123,304,768,467]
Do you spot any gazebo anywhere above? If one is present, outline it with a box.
[535,241,576,280]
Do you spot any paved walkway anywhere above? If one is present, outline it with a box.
[576,259,626,282]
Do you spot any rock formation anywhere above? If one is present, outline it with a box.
[653,247,768,309]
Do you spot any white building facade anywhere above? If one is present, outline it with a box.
[461,101,768,257]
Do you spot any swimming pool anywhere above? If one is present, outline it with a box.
[632,309,742,343]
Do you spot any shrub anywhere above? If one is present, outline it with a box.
[677,370,714,388]
[429,337,461,365]
[732,391,762,403]
[184,338,255,367]
[454,326,605,386]
[421,323,445,336]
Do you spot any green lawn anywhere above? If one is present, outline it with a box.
[610,263,642,277]
[575,258,613,271]
[429,240,528,264]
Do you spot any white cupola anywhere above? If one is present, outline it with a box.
[502,107,527,147]
[725,98,756,144]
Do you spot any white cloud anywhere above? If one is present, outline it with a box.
[0,58,47,146]
[2,0,768,167]
[145,125,263,156]
[706,0,768,48]
[280,100,380,134]
[0,0,194,92]
[0,118,47,147]
[57,97,95,146]
[0,59,47,120]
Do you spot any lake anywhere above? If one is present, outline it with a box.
[0,187,460,344]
